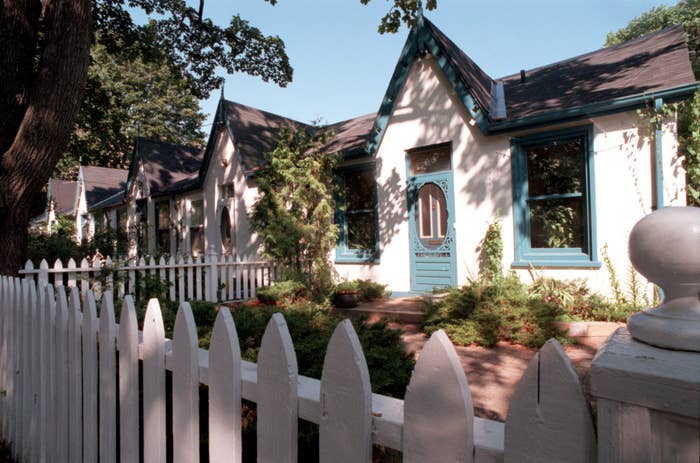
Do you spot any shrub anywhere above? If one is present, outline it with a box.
[355,279,388,301]
[333,280,359,294]
[256,280,305,305]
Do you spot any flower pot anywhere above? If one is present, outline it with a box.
[333,292,359,308]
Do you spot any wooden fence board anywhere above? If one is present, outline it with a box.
[168,256,176,301]
[0,278,7,436]
[80,258,90,295]
[43,285,56,462]
[20,279,31,461]
[67,258,76,288]
[319,319,372,463]
[54,285,70,462]
[257,313,298,462]
[143,298,167,463]
[118,295,139,462]
[67,286,83,462]
[172,302,200,463]
[504,339,596,463]
[82,291,99,463]
[98,291,117,463]
[403,330,474,463]
[208,308,242,463]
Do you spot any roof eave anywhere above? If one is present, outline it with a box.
[487,82,700,135]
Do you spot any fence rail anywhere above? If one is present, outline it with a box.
[0,275,599,462]
[19,255,279,303]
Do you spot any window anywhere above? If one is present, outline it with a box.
[155,200,170,254]
[511,126,598,267]
[189,199,204,256]
[135,199,147,253]
[416,183,447,246]
[219,206,233,253]
[116,207,128,255]
[335,164,379,262]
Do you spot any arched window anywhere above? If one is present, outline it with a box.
[219,205,233,253]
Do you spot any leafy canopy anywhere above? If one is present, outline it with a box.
[55,42,207,178]
[250,126,339,296]
[606,0,700,205]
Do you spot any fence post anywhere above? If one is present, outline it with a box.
[80,258,90,296]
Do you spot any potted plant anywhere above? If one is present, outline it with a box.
[333,280,360,308]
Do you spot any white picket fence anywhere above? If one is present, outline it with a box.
[19,256,278,303]
[0,275,598,463]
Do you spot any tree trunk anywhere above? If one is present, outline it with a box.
[0,0,92,275]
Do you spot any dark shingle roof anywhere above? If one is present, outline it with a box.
[89,191,126,211]
[424,19,495,114]
[135,138,204,195]
[224,100,377,172]
[50,179,79,215]
[498,25,696,120]
[81,166,128,207]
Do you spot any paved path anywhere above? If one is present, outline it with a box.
[339,297,622,422]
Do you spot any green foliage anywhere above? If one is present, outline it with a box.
[355,279,388,301]
[27,218,87,264]
[333,280,359,294]
[250,126,339,300]
[423,271,645,348]
[255,280,305,305]
[55,42,207,178]
[360,0,438,33]
[478,217,503,281]
[605,0,700,205]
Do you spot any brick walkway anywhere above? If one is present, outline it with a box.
[335,297,622,422]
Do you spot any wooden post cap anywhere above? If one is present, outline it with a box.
[627,207,700,351]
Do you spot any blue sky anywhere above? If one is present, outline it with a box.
[192,0,676,128]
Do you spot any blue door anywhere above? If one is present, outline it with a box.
[407,145,457,291]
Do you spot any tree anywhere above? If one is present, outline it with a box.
[606,0,700,205]
[250,126,339,298]
[55,42,207,179]
[0,0,434,275]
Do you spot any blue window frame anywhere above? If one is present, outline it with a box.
[335,163,380,263]
[511,125,600,268]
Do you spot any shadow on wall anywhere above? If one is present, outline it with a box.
[375,157,406,249]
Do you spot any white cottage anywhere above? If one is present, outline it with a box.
[89,18,698,296]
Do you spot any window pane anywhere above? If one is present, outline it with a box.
[419,192,431,237]
[410,146,451,175]
[191,226,204,256]
[436,189,447,238]
[157,201,169,228]
[527,138,584,196]
[347,212,376,250]
[158,230,170,253]
[191,200,204,226]
[220,206,232,251]
[529,197,585,249]
[344,169,375,211]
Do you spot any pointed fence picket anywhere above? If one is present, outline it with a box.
[143,298,167,463]
[67,258,77,289]
[82,292,99,463]
[257,313,299,462]
[0,273,606,463]
[98,291,117,463]
[504,340,596,463]
[319,320,372,463]
[208,308,242,463]
[172,302,200,463]
[80,258,90,295]
[118,295,139,462]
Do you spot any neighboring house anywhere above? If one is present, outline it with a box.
[34,178,80,234]
[75,166,128,241]
[89,18,698,295]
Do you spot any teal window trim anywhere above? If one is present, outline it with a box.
[335,162,380,264]
[511,125,600,268]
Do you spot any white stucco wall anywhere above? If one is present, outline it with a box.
[334,55,684,296]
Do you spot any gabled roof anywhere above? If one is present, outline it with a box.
[80,165,128,207]
[129,138,204,196]
[498,25,696,122]
[369,18,698,145]
[219,100,377,175]
[49,179,79,215]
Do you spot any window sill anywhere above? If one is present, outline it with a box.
[511,260,602,269]
[334,251,379,265]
